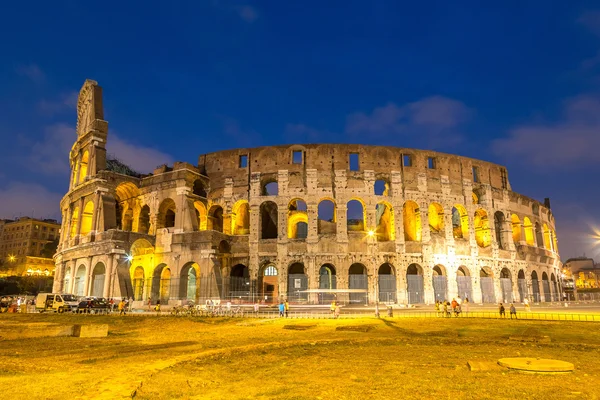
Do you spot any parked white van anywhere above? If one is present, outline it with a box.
[35,293,79,313]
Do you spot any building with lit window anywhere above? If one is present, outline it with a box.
[0,217,60,277]
[52,80,562,305]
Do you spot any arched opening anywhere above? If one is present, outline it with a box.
[535,223,544,249]
[375,202,394,241]
[479,267,495,303]
[121,206,133,232]
[115,201,123,230]
[262,180,278,196]
[208,205,224,233]
[74,264,86,296]
[318,264,337,304]
[78,150,89,184]
[260,201,278,239]
[474,209,491,248]
[80,201,94,236]
[192,179,207,197]
[456,266,472,301]
[194,201,208,231]
[374,179,389,196]
[541,272,551,302]
[218,240,230,253]
[180,262,200,302]
[347,199,365,232]
[500,268,512,303]
[511,214,521,244]
[288,263,308,302]
[428,203,444,234]
[90,263,105,297]
[531,271,541,302]
[517,269,527,302]
[229,264,250,300]
[317,199,336,234]
[158,198,176,230]
[349,263,367,304]
[432,265,447,302]
[132,266,145,301]
[406,264,424,303]
[63,266,71,292]
[452,205,469,239]
[543,223,552,250]
[403,201,421,241]
[523,217,534,245]
[138,205,151,234]
[70,207,80,238]
[378,263,396,303]
[231,201,249,235]
[494,211,506,250]
[288,199,308,239]
[115,182,139,231]
[551,273,558,301]
[151,264,171,303]
[259,264,278,303]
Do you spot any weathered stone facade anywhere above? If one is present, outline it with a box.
[53,80,562,305]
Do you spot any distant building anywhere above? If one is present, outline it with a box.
[0,217,61,277]
[563,257,600,289]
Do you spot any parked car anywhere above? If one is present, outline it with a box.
[77,298,110,314]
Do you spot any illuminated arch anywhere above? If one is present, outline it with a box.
[403,200,421,241]
[375,201,394,241]
[317,198,336,234]
[428,202,444,233]
[80,201,94,236]
[180,262,201,302]
[543,223,552,250]
[260,201,278,239]
[494,211,506,250]
[132,266,145,301]
[137,205,151,234]
[523,217,534,245]
[452,205,468,239]
[288,199,308,239]
[474,209,491,248]
[158,198,176,229]
[511,214,521,244]
[552,230,558,253]
[208,204,224,232]
[347,198,366,232]
[194,201,208,231]
[231,200,249,235]
[78,150,89,184]
[535,222,543,248]
[70,207,80,238]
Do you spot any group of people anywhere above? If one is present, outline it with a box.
[108,297,134,313]
[278,300,290,317]
[435,296,469,317]
[498,303,518,319]
[0,296,33,313]
[330,301,341,318]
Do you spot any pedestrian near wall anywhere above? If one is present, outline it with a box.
[128,297,133,312]
[118,299,126,316]
[509,303,517,319]
[284,300,289,318]
[499,303,506,318]
[278,302,284,317]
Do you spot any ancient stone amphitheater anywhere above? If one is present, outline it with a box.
[53,80,562,306]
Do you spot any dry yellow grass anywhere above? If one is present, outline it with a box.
[0,314,599,399]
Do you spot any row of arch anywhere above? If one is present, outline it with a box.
[60,259,561,304]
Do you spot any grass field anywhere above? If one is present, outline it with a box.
[1,314,599,399]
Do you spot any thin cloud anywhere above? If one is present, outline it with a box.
[284,124,324,142]
[234,5,258,23]
[579,10,600,37]
[493,95,600,168]
[107,135,174,174]
[345,96,472,146]
[0,182,62,220]
[15,64,45,83]
[38,91,78,116]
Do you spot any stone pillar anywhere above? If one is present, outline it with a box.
[69,261,77,294]
[306,201,318,243]
[90,191,101,234]
[472,273,483,304]
[103,254,115,298]
[174,187,192,233]
[397,270,407,305]
[423,268,434,305]
[337,204,348,242]
[74,198,85,240]
[278,203,288,240]
[83,256,93,296]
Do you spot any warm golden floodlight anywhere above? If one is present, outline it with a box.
[367,230,375,237]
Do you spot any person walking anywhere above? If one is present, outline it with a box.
[443,300,449,317]
[509,303,517,319]
[278,302,285,318]
[463,298,470,315]
[451,298,458,316]
[147,297,152,312]
[375,302,380,318]
[334,304,340,319]
[523,298,531,313]
[330,301,336,315]
[128,297,133,312]
[118,299,126,316]
[284,300,289,318]
[499,303,506,318]
[253,301,259,316]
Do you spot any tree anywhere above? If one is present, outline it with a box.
[41,239,59,258]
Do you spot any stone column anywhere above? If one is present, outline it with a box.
[69,261,77,294]
[90,191,101,234]
[83,256,93,296]
[103,254,115,298]
[306,201,318,243]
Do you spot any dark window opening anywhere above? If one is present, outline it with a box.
[402,154,413,167]
[263,181,279,196]
[427,157,436,169]
[239,155,248,168]
[292,150,303,164]
[349,153,359,171]
[472,166,479,183]
[501,168,508,189]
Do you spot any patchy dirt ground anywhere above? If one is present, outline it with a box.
[0,314,599,399]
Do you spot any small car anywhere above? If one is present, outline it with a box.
[77,299,110,314]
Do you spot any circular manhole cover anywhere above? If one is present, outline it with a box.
[498,357,574,373]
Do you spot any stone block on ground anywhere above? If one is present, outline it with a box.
[336,325,374,332]
[72,324,109,338]
[283,324,317,330]
[467,360,499,371]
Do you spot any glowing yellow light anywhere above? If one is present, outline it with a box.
[367,230,375,237]
[8,255,15,262]
[126,254,133,262]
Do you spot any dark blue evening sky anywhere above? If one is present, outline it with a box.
[1,1,600,260]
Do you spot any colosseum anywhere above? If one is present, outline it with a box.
[52,80,562,307]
